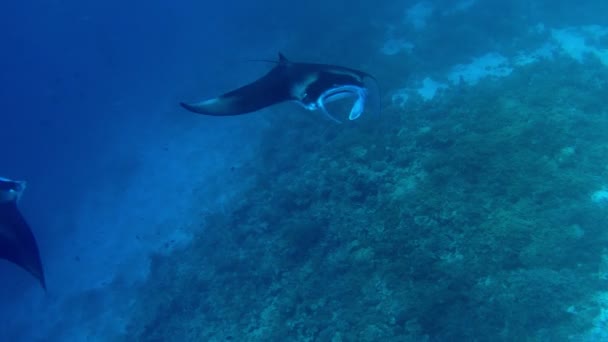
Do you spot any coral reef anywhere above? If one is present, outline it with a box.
[122,57,608,341]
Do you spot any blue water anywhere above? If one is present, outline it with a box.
[1,1,607,341]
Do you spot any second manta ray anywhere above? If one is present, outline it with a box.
[180,53,380,123]
[0,177,46,290]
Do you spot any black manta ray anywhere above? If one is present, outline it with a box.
[180,53,380,123]
[0,177,46,290]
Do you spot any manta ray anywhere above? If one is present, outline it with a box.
[0,177,46,290]
[180,53,380,122]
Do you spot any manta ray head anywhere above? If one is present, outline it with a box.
[291,66,381,123]
[0,177,26,203]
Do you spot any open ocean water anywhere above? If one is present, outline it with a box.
[1,0,607,341]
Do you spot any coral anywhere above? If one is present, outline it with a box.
[121,57,608,341]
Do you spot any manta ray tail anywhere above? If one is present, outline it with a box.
[0,179,46,290]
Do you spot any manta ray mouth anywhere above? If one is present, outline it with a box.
[297,74,380,123]
[317,85,369,123]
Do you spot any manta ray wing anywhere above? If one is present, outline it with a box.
[0,191,46,290]
[180,61,293,116]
